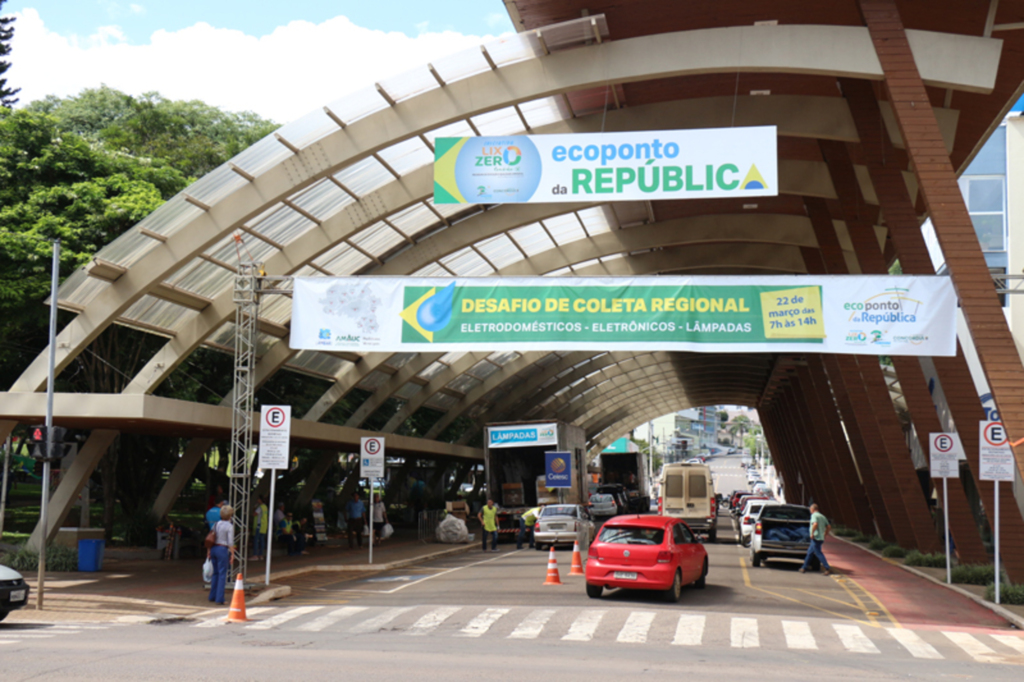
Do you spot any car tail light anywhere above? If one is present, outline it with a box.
[755,523,762,535]
[657,551,672,563]
[743,516,750,524]
[535,522,541,531]
[658,497,663,514]
[574,522,579,532]
[588,543,599,558]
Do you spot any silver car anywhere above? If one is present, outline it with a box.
[534,504,596,551]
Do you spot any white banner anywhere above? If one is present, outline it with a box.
[434,127,777,204]
[289,275,957,356]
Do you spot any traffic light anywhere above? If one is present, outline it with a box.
[27,425,69,461]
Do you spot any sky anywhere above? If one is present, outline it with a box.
[2,1,516,122]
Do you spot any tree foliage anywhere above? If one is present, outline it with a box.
[0,0,18,108]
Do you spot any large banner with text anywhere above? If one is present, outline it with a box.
[290,276,956,356]
[433,127,778,204]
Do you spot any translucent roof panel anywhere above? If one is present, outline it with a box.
[578,206,615,235]
[351,222,405,260]
[546,266,571,277]
[166,258,234,298]
[247,205,318,248]
[417,361,447,382]
[471,106,526,137]
[488,351,520,367]
[509,223,555,257]
[475,234,525,270]
[438,352,466,366]
[426,392,459,411]
[385,353,417,371]
[134,196,205,239]
[121,295,197,333]
[98,229,162,268]
[288,350,346,378]
[58,270,109,309]
[290,178,354,223]
[466,359,501,381]
[482,32,543,68]
[186,164,250,208]
[447,373,480,395]
[440,247,495,277]
[388,204,441,241]
[333,157,395,198]
[230,134,294,178]
[520,96,571,130]
[315,242,372,276]
[378,66,439,105]
[395,382,423,400]
[377,138,434,178]
[275,107,338,149]
[542,213,588,246]
[208,230,278,267]
[423,120,476,147]
[322,86,390,129]
[431,45,492,85]
[260,295,292,325]
[413,262,450,277]
[357,370,391,391]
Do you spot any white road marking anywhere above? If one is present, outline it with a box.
[616,611,656,644]
[886,628,942,659]
[782,620,817,650]
[833,624,879,654]
[459,608,509,637]
[194,606,273,627]
[295,606,368,632]
[990,634,1024,655]
[731,617,759,648]
[508,609,556,640]
[562,609,606,642]
[337,551,522,595]
[943,631,1000,662]
[406,606,462,636]
[246,606,323,630]
[0,641,17,645]
[348,607,415,634]
[0,633,54,639]
[672,614,705,646]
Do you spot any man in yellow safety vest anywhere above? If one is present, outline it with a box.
[518,506,542,550]
[478,499,499,552]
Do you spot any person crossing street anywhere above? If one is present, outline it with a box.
[799,503,832,576]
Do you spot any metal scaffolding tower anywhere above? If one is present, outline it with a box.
[229,262,261,584]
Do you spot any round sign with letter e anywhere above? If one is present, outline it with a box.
[360,437,385,478]
[929,432,960,479]
[979,420,1014,481]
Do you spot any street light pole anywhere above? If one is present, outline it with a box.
[37,239,60,610]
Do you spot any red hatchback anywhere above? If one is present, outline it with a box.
[585,515,708,602]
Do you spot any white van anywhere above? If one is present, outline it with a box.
[659,463,717,542]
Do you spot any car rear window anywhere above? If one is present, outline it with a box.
[761,507,812,521]
[590,494,612,503]
[598,526,665,545]
[541,505,577,517]
[747,504,764,516]
[664,473,683,498]
[689,474,707,498]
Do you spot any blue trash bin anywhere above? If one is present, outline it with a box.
[77,539,105,572]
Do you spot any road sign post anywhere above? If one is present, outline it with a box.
[979,420,1014,604]
[929,433,962,585]
[360,437,385,565]
[259,405,291,586]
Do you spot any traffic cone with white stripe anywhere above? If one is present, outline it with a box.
[568,541,585,576]
[543,547,563,585]
[225,573,249,623]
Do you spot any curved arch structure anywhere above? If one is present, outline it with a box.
[8,2,1024,578]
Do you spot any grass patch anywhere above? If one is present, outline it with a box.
[0,543,78,572]
[833,526,858,538]
[951,564,995,586]
[904,550,947,568]
[851,532,870,543]
[984,582,1024,605]
[868,536,890,551]
[881,545,907,558]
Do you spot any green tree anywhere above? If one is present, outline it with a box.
[0,0,18,107]
[728,414,752,446]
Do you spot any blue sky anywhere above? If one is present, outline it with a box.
[4,2,515,121]
[3,1,514,41]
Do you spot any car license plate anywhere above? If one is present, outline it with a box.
[10,589,26,602]
[613,571,637,580]
[548,524,565,530]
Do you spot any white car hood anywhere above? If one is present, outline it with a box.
[0,564,24,581]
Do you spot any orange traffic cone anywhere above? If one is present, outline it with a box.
[568,541,585,576]
[225,573,249,623]
[543,547,563,586]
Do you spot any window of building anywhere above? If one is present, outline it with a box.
[959,176,1006,252]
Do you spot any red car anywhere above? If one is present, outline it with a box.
[585,515,708,602]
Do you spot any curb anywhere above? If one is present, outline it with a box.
[834,535,1024,630]
[268,542,477,583]
[249,584,291,605]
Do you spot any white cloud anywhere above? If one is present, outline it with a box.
[129,4,146,15]
[8,9,507,122]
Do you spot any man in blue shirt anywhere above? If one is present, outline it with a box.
[205,500,225,531]
[346,492,367,549]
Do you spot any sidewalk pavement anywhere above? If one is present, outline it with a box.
[823,536,1014,630]
[6,529,473,624]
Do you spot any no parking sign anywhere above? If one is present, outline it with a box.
[979,421,1014,482]
[929,432,962,479]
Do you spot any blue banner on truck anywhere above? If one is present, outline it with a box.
[545,451,572,489]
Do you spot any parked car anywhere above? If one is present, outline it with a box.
[585,515,708,602]
[737,498,778,546]
[0,564,29,622]
[596,484,631,515]
[589,493,618,518]
[731,491,761,517]
[750,504,815,568]
[534,504,596,550]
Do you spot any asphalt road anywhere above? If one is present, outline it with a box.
[3,455,1023,680]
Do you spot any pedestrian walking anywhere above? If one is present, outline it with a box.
[371,492,388,542]
[252,494,268,560]
[205,499,225,531]
[208,505,234,605]
[799,503,832,576]
[346,491,367,549]
[517,505,541,550]
[479,498,499,552]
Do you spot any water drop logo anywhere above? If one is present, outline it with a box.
[741,164,768,190]
[400,282,456,342]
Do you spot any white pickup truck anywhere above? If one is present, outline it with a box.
[749,504,813,567]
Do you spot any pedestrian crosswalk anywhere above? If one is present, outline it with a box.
[0,622,120,645]
[184,604,1024,664]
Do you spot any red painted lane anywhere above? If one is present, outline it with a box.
[824,538,1011,631]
